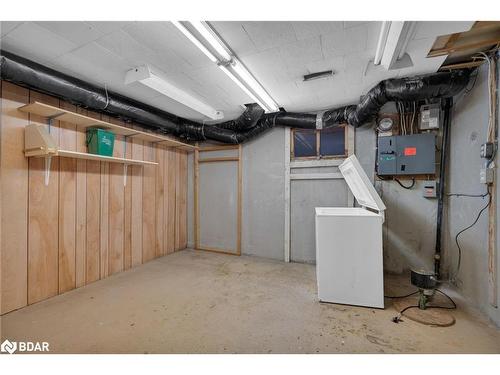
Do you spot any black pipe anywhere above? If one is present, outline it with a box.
[1,50,472,144]
[0,50,183,134]
[196,70,471,143]
[434,97,453,278]
[215,103,264,131]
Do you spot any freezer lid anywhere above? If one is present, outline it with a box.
[339,155,386,212]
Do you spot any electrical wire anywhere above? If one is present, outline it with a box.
[451,186,492,281]
[398,102,406,135]
[478,52,493,137]
[488,143,497,167]
[435,289,457,310]
[376,177,415,189]
[397,102,401,134]
[411,101,417,134]
[392,288,457,323]
[393,305,419,321]
[394,178,415,189]
[102,83,110,110]
[384,291,419,299]
[445,191,489,198]
[464,69,480,95]
[402,102,407,134]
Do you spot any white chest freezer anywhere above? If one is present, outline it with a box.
[315,155,386,308]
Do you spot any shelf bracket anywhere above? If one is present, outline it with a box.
[47,118,53,134]
[44,155,52,186]
[46,113,63,133]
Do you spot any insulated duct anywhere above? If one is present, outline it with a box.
[0,50,472,144]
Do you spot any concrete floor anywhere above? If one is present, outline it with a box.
[1,249,499,353]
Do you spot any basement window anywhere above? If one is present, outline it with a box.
[291,126,347,159]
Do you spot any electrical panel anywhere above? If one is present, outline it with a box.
[419,104,441,130]
[377,137,397,175]
[377,133,436,175]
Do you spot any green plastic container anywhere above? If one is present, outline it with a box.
[86,128,115,156]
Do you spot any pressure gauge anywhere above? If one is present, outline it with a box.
[378,117,394,132]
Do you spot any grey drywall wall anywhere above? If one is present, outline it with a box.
[187,127,286,260]
[241,127,286,259]
[290,178,348,263]
[377,179,437,273]
[350,66,500,324]
[443,64,500,326]
[185,64,499,325]
[188,111,440,269]
[354,109,439,274]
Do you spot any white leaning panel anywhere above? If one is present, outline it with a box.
[339,155,385,213]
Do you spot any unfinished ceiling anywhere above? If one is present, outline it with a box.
[0,21,473,121]
[432,21,500,68]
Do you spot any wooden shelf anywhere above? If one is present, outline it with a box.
[24,124,157,186]
[56,150,158,166]
[19,101,197,151]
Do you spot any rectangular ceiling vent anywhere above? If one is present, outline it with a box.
[303,70,334,82]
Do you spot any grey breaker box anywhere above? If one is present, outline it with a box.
[377,133,436,175]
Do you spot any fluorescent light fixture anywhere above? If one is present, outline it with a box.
[125,65,224,120]
[218,64,269,111]
[190,21,232,61]
[173,20,280,113]
[375,21,416,70]
[374,21,391,65]
[171,21,218,63]
[303,70,334,82]
[397,22,416,60]
[231,59,279,112]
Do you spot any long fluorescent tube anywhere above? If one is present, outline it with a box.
[397,22,416,60]
[380,21,416,69]
[125,65,223,120]
[172,21,218,62]
[374,21,391,65]
[190,21,232,61]
[218,64,270,111]
[173,20,279,113]
[231,59,279,112]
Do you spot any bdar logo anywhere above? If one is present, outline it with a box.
[1,339,17,354]
[0,339,49,354]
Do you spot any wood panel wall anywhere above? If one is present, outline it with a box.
[0,81,188,314]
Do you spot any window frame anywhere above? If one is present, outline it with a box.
[290,124,348,160]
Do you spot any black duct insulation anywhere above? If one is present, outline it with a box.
[0,50,472,144]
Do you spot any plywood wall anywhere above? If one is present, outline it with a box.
[0,81,188,314]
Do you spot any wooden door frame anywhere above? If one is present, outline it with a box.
[194,144,242,255]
